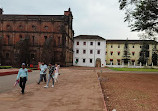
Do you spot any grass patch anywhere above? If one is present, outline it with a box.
[109,67,158,72]
[0,66,12,69]
[28,68,39,70]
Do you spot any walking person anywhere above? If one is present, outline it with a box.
[54,64,60,82]
[44,64,55,88]
[38,62,47,84]
[16,63,28,94]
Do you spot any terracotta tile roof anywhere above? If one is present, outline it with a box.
[74,35,105,40]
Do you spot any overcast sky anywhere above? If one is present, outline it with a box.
[0,0,142,40]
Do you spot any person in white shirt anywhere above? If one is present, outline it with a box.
[37,62,47,84]
[16,63,28,94]
[54,64,60,82]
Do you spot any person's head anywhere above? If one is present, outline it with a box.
[49,63,52,66]
[42,62,44,65]
[55,64,58,67]
[21,63,26,69]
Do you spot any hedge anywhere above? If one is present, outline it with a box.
[0,66,12,69]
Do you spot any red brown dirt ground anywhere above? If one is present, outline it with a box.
[0,67,105,111]
[99,71,158,111]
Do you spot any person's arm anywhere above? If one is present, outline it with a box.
[16,69,21,80]
[26,69,28,80]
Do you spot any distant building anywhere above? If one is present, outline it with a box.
[73,35,106,67]
[106,40,158,66]
[0,8,74,66]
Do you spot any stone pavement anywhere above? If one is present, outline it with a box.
[0,68,105,111]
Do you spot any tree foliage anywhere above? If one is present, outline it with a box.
[122,39,131,64]
[119,0,158,36]
[138,41,149,65]
[41,37,54,65]
[14,38,30,67]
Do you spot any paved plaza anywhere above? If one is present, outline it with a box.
[0,67,105,111]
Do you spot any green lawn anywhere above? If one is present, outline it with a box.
[0,66,12,69]
[109,67,158,72]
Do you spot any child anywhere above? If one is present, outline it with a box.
[54,64,60,82]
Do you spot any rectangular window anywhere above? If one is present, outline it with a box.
[90,50,93,54]
[97,50,100,54]
[98,42,100,46]
[111,45,113,48]
[118,45,120,48]
[83,50,86,54]
[76,58,79,62]
[111,52,113,55]
[118,52,120,55]
[77,41,79,45]
[90,42,93,45]
[90,59,93,63]
[133,45,135,48]
[132,52,135,56]
[76,49,79,54]
[83,59,86,63]
[83,42,86,45]
[117,59,120,65]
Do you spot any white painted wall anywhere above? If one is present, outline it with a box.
[73,39,106,67]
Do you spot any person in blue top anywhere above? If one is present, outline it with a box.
[16,63,28,94]
[37,62,47,84]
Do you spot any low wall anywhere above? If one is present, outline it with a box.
[0,69,32,76]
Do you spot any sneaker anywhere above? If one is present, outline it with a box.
[44,85,48,88]
[51,85,54,88]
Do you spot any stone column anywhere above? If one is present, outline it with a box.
[134,62,135,66]
[128,62,130,67]
[146,62,148,67]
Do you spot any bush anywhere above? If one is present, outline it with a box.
[0,66,12,69]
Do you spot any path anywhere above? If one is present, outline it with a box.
[0,68,105,111]
[0,70,39,93]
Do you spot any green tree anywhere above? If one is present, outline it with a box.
[152,40,158,65]
[138,41,149,65]
[119,0,158,37]
[41,37,54,65]
[122,39,131,64]
[14,38,30,67]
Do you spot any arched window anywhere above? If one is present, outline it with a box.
[6,25,11,30]
[44,26,48,30]
[32,25,36,30]
[19,25,23,29]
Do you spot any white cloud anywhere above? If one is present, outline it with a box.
[0,0,141,40]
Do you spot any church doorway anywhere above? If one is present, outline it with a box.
[96,58,101,67]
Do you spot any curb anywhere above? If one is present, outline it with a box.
[94,71,108,111]
[0,70,32,76]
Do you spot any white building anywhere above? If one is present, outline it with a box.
[73,35,106,67]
